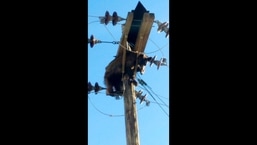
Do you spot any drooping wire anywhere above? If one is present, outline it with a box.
[137,74,169,107]
[88,95,124,117]
[136,76,169,117]
[88,91,107,95]
[141,84,169,108]
[139,82,169,117]
[88,95,147,117]
[88,20,100,24]
[145,38,168,57]
[136,74,169,115]
[104,25,118,41]
[148,100,169,107]
[88,15,101,17]
[137,85,169,100]
[137,84,169,108]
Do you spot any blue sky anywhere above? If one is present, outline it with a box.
[88,0,169,145]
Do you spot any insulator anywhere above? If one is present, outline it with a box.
[135,90,143,98]
[165,29,169,38]
[138,79,147,86]
[94,82,100,94]
[149,55,157,67]
[94,82,106,94]
[104,11,111,25]
[162,58,167,63]
[162,58,168,66]
[98,11,125,26]
[88,82,94,94]
[112,11,118,26]
[88,35,102,48]
[145,100,150,106]
[139,94,147,104]
[111,11,126,26]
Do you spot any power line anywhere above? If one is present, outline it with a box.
[148,38,165,57]
[88,20,100,24]
[144,83,169,108]
[137,75,169,107]
[88,95,124,117]
[137,85,169,100]
[88,15,100,17]
[144,40,168,56]
[141,84,169,117]
[88,95,147,117]
[149,101,169,107]
[137,80,169,117]
[104,24,118,41]
[137,86,169,108]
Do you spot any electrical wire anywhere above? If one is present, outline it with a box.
[88,95,147,117]
[139,83,169,117]
[88,95,124,117]
[136,75,169,116]
[88,20,100,24]
[104,25,118,41]
[143,83,169,108]
[137,75,169,107]
[137,85,169,108]
[149,101,169,107]
[146,38,169,59]
[138,85,169,100]
[88,15,101,17]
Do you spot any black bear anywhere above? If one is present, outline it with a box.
[104,50,151,96]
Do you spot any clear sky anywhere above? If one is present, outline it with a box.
[88,0,169,145]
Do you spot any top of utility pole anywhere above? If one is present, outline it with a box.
[116,1,154,56]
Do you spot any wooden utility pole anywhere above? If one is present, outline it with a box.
[118,2,155,145]
[123,74,140,145]
[120,11,140,144]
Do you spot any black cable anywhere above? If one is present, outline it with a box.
[137,75,169,108]
[88,95,147,117]
[138,81,169,117]
[88,95,124,117]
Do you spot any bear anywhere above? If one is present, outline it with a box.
[104,50,151,97]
